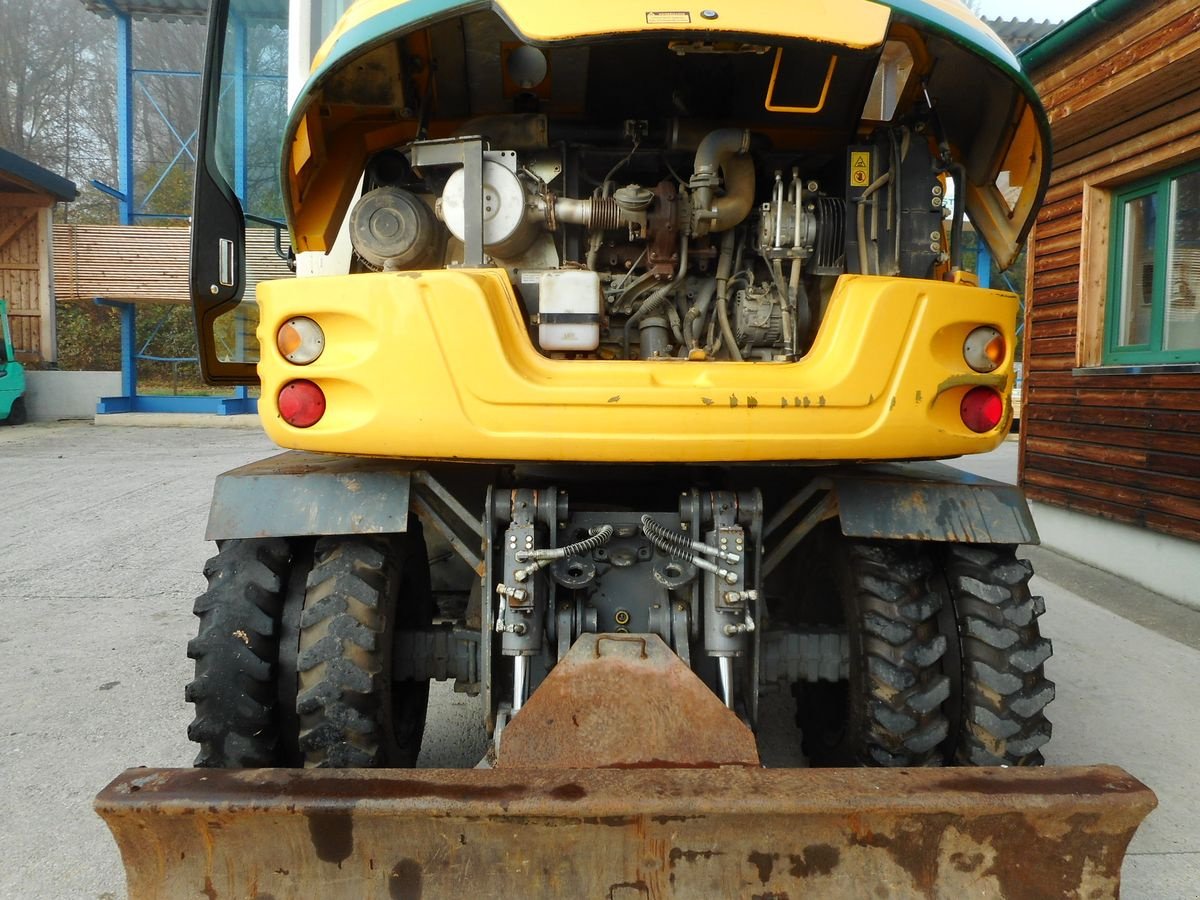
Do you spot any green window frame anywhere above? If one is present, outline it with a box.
[1105,159,1200,365]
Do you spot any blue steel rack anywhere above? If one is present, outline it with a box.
[81,0,286,415]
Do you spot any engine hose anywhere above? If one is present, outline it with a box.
[709,275,747,355]
[789,259,811,349]
[622,282,675,359]
[684,278,718,347]
[717,286,742,361]
[556,196,624,230]
[770,258,794,357]
[667,304,686,345]
[611,270,658,312]
[689,128,755,235]
[622,233,688,359]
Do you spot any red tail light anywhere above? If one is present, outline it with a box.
[960,386,1003,433]
[278,380,326,428]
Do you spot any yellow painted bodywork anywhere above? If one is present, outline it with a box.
[314,0,890,73]
[256,273,1015,463]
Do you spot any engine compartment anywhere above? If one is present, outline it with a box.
[349,117,949,361]
[338,26,958,362]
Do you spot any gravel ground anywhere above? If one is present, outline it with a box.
[0,422,1195,898]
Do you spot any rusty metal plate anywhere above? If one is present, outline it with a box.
[205,451,412,540]
[832,462,1039,544]
[97,765,1154,900]
[497,634,760,769]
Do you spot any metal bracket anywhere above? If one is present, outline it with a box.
[410,470,485,575]
[670,602,692,670]
[409,137,486,266]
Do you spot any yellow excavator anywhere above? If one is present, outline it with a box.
[97,1,1155,896]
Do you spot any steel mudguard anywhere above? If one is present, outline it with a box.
[205,453,1034,547]
[204,451,414,540]
[829,460,1039,544]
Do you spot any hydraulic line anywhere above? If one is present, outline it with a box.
[856,171,892,274]
[641,515,741,584]
[512,525,614,581]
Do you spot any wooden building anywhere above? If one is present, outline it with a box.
[0,150,77,364]
[1019,0,1200,548]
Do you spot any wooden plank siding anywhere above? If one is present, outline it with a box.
[53,224,293,304]
[0,202,49,361]
[1022,0,1200,543]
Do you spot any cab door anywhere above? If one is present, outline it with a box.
[190,0,289,385]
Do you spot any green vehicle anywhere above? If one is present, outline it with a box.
[0,299,27,426]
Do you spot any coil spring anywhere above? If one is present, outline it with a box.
[640,515,698,564]
[515,524,613,564]
[560,524,614,558]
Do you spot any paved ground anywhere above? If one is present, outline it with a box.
[1,422,1197,898]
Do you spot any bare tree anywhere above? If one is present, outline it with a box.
[0,0,213,223]
[0,0,118,219]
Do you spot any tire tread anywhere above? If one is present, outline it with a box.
[296,536,395,768]
[844,542,951,766]
[185,539,290,767]
[945,544,1054,766]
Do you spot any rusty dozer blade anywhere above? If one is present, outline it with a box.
[98,765,1155,899]
[97,636,1156,899]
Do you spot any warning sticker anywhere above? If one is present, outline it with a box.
[646,11,691,24]
[850,151,871,188]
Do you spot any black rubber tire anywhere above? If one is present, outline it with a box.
[799,539,950,766]
[274,539,316,767]
[185,539,291,767]
[5,397,26,425]
[941,544,1054,765]
[296,529,432,768]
